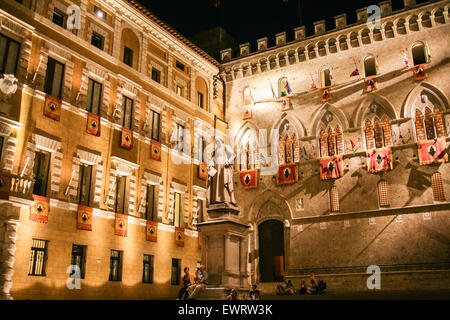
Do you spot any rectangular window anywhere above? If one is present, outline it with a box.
[174,192,183,227]
[432,173,445,202]
[151,68,161,83]
[44,57,65,99]
[171,258,181,285]
[115,176,127,214]
[330,186,340,213]
[150,110,160,142]
[28,239,48,276]
[71,244,87,279]
[378,180,390,207]
[176,123,184,153]
[121,96,134,129]
[86,78,102,115]
[176,85,184,97]
[91,32,104,50]
[32,151,50,197]
[145,184,156,221]
[197,92,204,108]
[78,164,93,207]
[123,46,134,67]
[198,199,205,224]
[0,34,20,75]
[175,60,185,72]
[52,9,66,27]
[109,250,122,281]
[143,254,154,284]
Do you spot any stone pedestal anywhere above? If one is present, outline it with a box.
[198,205,249,289]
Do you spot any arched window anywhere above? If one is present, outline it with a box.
[373,119,383,149]
[279,77,290,97]
[412,42,427,66]
[378,180,390,207]
[285,137,292,163]
[278,139,285,165]
[382,118,393,146]
[319,130,327,157]
[415,107,445,141]
[320,68,332,88]
[320,127,343,157]
[431,172,445,202]
[365,118,393,149]
[364,55,378,77]
[327,128,335,156]
[329,186,340,212]
[335,126,344,154]
[243,87,253,106]
[292,135,300,163]
[365,120,375,150]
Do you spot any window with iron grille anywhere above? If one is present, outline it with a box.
[86,78,102,115]
[378,180,390,207]
[329,186,340,213]
[32,150,50,197]
[171,258,181,285]
[28,239,48,276]
[109,250,122,281]
[432,172,445,202]
[143,254,154,284]
[44,57,65,99]
[0,34,20,75]
[71,244,87,279]
[145,184,156,221]
[78,164,93,207]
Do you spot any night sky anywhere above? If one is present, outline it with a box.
[138,0,428,50]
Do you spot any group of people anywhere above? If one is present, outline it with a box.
[276,273,327,295]
[227,284,262,300]
[177,265,209,300]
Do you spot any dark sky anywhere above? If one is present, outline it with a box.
[139,0,427,50]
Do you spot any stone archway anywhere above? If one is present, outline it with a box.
[258,220,285,282]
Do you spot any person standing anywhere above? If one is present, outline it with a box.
[186,265,208,300]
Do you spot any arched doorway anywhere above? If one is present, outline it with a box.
[258,220,285,282]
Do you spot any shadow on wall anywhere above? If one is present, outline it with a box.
[11,280,180,300]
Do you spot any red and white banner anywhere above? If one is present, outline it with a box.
[320,156,343,180]
[114,213,128,237]
[86,112,101,136]
[418,138,448,165]
[77,205,93,231]
[44,94,61,121]
[277,163,298,185]
[239,169,258,189]
[367,147,393,173]
[30,195,50,223]
[151,139,161,161]
[175,227,185,247]
[121,127,133,150]
[146,220,158,242]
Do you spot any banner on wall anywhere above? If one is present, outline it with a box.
[44,94,62,121]
[239,169,258,189]
[320,156,343,180]
[198,162,208,180]
[321,87,331,102]
[151,140,162,161]
[30,195,50,223]
[413,64,428,81]
[277,163,298,185]
[418,138,448,165]
[280,97,290,111]
[114,213,128,237]
[243,105,252,120]
[146,220,158,242]
[77,205,93,231]
[175,227,185,247]
[121,127,133,150]
[367,147,393,173]
[86,112,101,136]
[365,76,378,92]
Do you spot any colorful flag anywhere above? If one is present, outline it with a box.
[413,64,428,81]
[321,87,331,102]
[239,169,258,189]
[310,73,317,90]
[0,173,11,200]
[402,50,409,68]
[328,67,333,80]
[277,163,298,185]
[77,205,93,231]
[114,213,128,237]
[375,59,380,74]
[350,140,356,152]
[350,68,360,77]
[243,105,252,120]
[417,138,448,165]
[146,220,158,242]
[303,146,307,156]
[198,162,208,180]
[30,195,50,223]
[280,97,290,111]
[86,112,101,136]
[151,139,161,161]
[425,42,431,62]
[44,94,61,121]
[365,76,378,92]
[175,227,185,247]
[367,147,393,173]
[269,80,276,98]
[320,156,343,180]
[121,127,133,149]
[284,79,292,95]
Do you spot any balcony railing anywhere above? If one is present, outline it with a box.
[9,174,34,200]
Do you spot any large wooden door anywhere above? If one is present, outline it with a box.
[258,220,284,282]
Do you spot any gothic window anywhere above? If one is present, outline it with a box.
[414,110,426,141]
[329,186,340,212]
[365,118,393,149]
[285,137,292,163]
[320,68,332,87]
[319,130,327,157]
[278,138,285,165]
[373,119,383,149]
[434,108,445,138]
[335,126,343,154]
[378,180,390,207]
[412,42,427,66]
[415,107,444,141]
[327,128,335,156]
[431,172,445,202]
[382,118,393,146]
[365,120,375,150]
[243,87,253,105]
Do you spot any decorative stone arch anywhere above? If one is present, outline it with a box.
[407,14,420,32]
[195,76,209,109]
[247,190,293,284]
[338,34,349,50]
[419,11,433,28]
[120,27,141,70]
[401,82,450,119]
[235,122,259,170]
[394,17,407,35]
[316,40,327,56]
[349,31,360,48]
[306,43,316,59]
[431,7,445,24]
[353,93,398,128]
[327,38,338,53]
[359,27,372,44]
[382,21,395,38]
[309,102,349,137]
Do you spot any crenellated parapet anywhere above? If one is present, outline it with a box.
[220,0,449,80]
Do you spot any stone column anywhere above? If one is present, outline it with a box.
[304,49,309,61]
[256,62,261,73]
[324,44,330,55]
[0,219,21,300]
[239,236,248,287]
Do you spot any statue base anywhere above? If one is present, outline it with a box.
[198,206,249,289]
